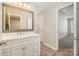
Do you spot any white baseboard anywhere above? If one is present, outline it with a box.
[43,42,58,50]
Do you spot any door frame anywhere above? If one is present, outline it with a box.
[56,2,77,56]
[37,14,44,42]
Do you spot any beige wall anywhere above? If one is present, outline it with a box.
[38,2,71,50]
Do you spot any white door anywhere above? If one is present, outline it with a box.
[38,14,44,42]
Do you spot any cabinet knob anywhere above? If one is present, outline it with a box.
[23,47,26,50]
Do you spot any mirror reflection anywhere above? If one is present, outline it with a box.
[3,4,34,32]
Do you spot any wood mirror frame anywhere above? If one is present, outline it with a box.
[2,3,34,33]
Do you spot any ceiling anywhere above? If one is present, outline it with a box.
[25,2,72,15]
[25,2,54,14]
[60,4,74,18]
[32,2,53,13]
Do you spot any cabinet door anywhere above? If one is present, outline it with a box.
[0,46,11,56]
[12,46,23,56]
[23,45,34,56]
[2,49,11,56]
[0,46,2,56]
[34,39,40,56]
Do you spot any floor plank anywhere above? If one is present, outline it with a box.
[40,43,73,56]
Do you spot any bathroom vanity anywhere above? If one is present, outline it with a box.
[0,32,40,56]
[0,3,40,56]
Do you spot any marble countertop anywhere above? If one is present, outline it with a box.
[1,32,40,41]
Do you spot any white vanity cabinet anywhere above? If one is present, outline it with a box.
[0,35,40,56]
[0,40,12,56]
[11,45,24,56]
[2,49,11,56]
[34,39,40,56]
[11,39,34,56]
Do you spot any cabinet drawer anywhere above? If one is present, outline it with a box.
[12,36,40,46]
[12,39,28,46]
[12,39,34,47]
[1,41,11,49]
[12,39,26,44]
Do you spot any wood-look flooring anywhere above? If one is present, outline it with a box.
[59,36,73,49]
[40,43,73,56]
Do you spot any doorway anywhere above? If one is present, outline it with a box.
[58,3,74,55]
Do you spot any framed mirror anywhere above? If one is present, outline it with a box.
[2,4,34,32]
